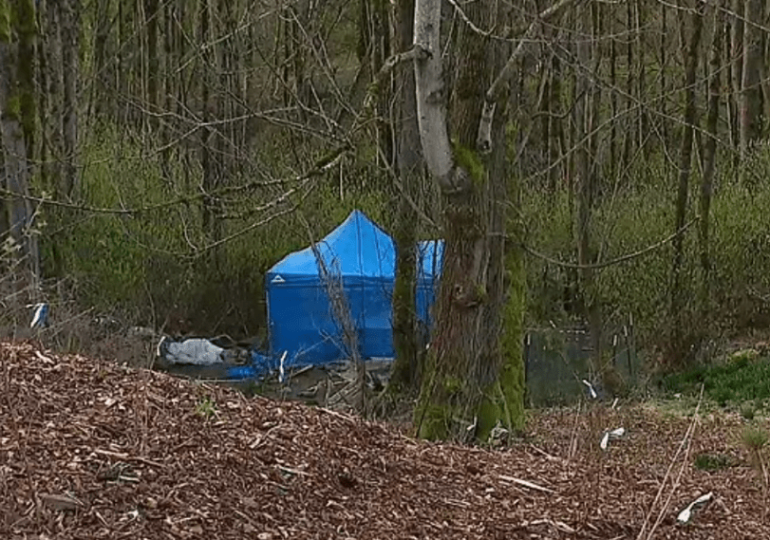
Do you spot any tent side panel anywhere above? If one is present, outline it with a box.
[355,280,395,359]
[267,282,344,366]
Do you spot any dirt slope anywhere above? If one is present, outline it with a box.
[1,342,768,539]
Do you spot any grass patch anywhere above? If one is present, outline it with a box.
[693,452,736,472]
[741,425,769,453]
[661,355,770,407]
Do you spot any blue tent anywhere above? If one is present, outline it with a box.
[265,210,442,368]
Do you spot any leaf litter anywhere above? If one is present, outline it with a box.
[1,341,769,539]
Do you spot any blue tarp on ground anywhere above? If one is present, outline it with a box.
[265,210,442,369]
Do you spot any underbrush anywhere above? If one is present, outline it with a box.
[523,146,770,357]
[36,124,398,338]
[660,353,770,411]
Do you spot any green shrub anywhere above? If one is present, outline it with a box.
[662,357,770,406]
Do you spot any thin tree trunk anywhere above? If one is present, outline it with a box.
[660,0,668,145]
[623,0,634,167]
[145,0,159,127]
[700,0,722,311]
[609,4,617,182]
[17,0,36,162]
[61,0,79,199]
[93,0,111,118]
[636,0,647,156]
[739,0,763,159]
[731,0,744,168]
[575,0,603,378]
[670,0,705,364]
[391,0,422,390]
[548,51,563,193]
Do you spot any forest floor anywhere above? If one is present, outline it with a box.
[1,341,769,540]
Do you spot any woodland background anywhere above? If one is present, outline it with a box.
[2,0,770,370]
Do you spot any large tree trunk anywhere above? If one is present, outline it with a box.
[669,0,705,364]
[413,0,524,441]
[391,0,423,390]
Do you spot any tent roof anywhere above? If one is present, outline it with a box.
[266,210,444,285]
[267,210,395,281]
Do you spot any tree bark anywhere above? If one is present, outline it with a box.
[17,0,35,162]
[731,0,744,167]
[575,0,603,379]
[699,0,722,312]
[0,0,40,283]
[413,0,524,441]
[739,0,763,158]
[61,0,79,199]
[669,0,705,364]
[145,0,159,128]
[391,0,423,390]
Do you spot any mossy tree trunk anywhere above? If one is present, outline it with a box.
[413,0,525,442]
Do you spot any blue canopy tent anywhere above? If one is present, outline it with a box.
[264,210,442,369]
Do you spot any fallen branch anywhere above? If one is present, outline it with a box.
[498,474,555,493]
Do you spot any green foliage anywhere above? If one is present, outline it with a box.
[39,125,393,336]
[452,141,485,185]
[740,403,756,421]
[661,356,770,407]
[195,395,217,420]
[521,145,770,358]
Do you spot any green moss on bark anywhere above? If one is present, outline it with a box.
[0,0,11,44]
[453,141,485,185]
[500,237,527,432]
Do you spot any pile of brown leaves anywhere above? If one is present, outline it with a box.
[1,341,768,539]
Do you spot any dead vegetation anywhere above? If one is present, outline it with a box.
[1,341,769,539]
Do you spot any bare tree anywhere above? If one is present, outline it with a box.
[61,0,79,198]
[669,0,705,363]
[699,0,722,309]
[739,0,763,159]
[730,0,744,163]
